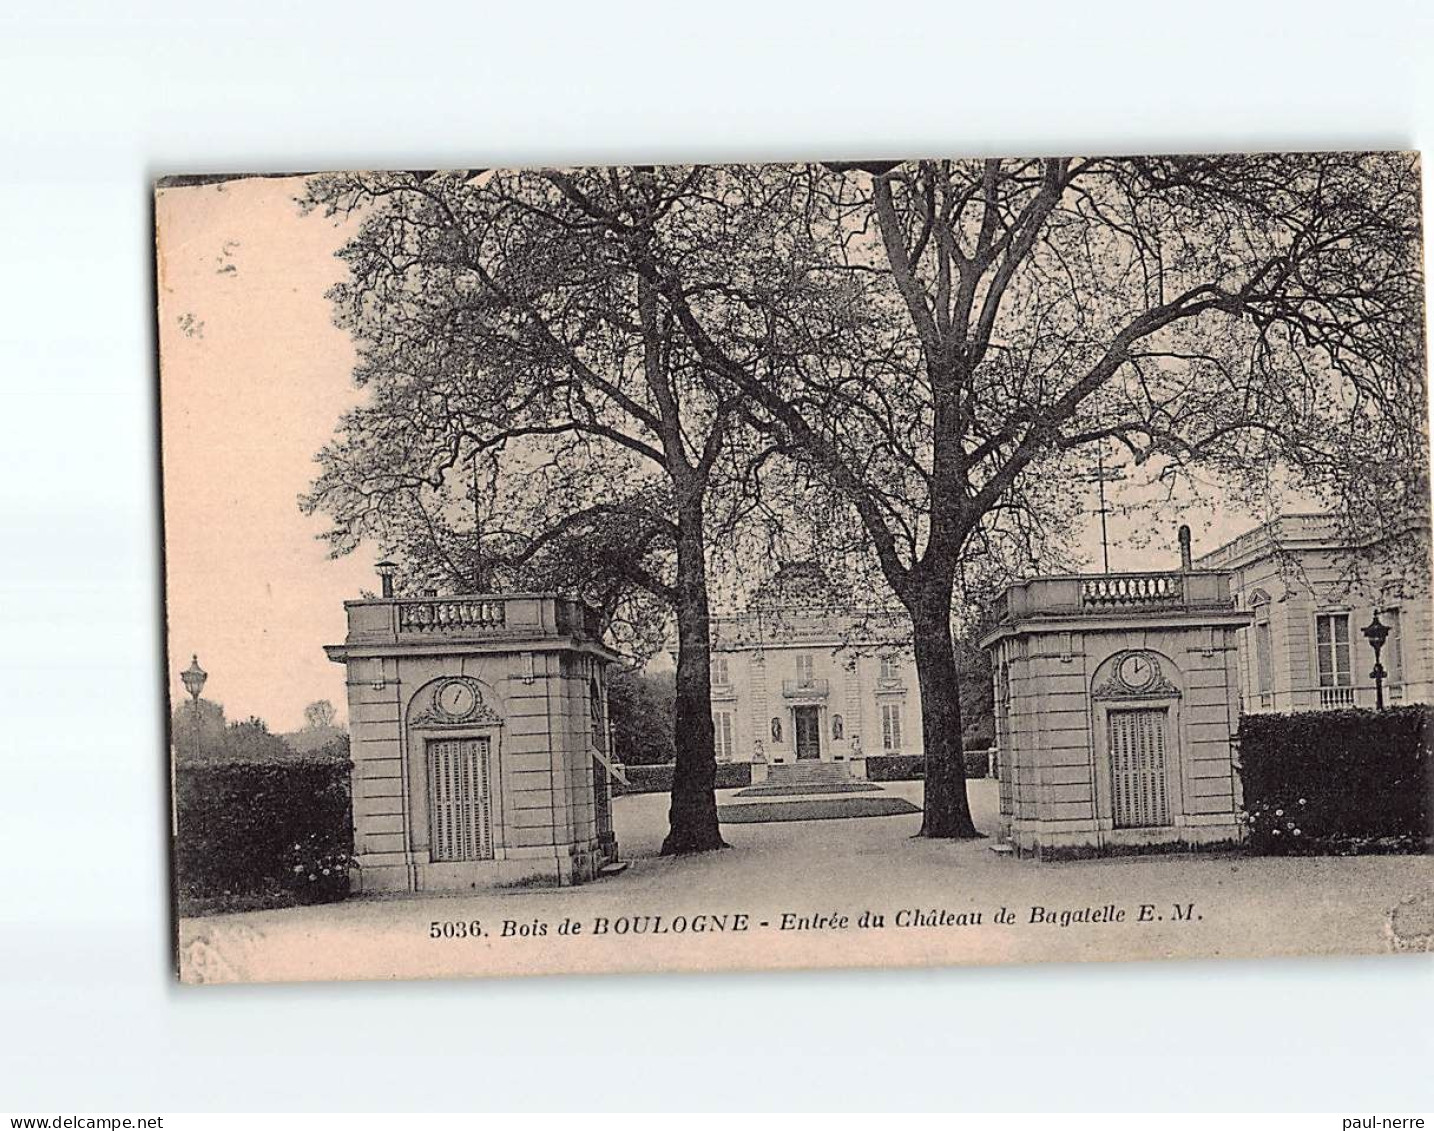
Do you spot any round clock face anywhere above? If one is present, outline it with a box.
[1119,653,1157,690]
[436,680,478,719]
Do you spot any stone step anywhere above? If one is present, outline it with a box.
[767,761,853,785]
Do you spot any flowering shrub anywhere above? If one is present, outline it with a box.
[174,755,353,913]
[286,834,355,902]
[1239,796,1315,854]
[1237,706,1431,855]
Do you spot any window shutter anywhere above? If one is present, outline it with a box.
[1255,620,1273,694]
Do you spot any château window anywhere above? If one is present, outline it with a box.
[713,710,735,762]
[1254,617,1273,696]
[1315,613,1352,688]
[880,655,899,682]
[795,653,814,686]
[880,703,903,752]
[711,655,730,686]
[1248,589,1273,700]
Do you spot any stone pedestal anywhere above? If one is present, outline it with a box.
[325,593,621,892]
[981,571,1252,859]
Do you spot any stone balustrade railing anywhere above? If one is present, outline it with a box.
[1081,572,1183,607]
[989,569,1234,624]
[397,597,507,633]
[340,593,605,648]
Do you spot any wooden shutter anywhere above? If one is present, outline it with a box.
[1254,619,1273,694]
[428,737,493,861]
[1108,708,1171,829]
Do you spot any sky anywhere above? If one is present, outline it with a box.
[157,175,375,732]
[154,172,1265,731]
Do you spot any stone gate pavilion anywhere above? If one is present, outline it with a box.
[981,538,1252,858]
[326,592,622,892]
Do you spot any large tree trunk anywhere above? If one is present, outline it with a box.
[909,582,983,839]
[660,501,729,855]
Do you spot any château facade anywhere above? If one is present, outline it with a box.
[703,563,923,778]
[1195,513,1434,713]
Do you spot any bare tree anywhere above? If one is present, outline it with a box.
[301,169,755,854]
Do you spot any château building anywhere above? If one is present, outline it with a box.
[1194,513,1433,713]
[704,563,922,780]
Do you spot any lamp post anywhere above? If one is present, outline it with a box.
[375,558,398,599]
[179,654,208,758]
[1361,612,1391,710]
[180,654,207,705]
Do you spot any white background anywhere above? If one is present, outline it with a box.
[1,0,1432,1112]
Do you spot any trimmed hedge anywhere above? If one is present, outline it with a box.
[864,749,991,781]
[613,762,754,795]
[1237,706,1432,855]
[864,754,925,781]
[174,756,353,914]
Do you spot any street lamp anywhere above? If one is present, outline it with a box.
[180,654,207,704]
[1361,612,1391,710]
[375,558,398,599]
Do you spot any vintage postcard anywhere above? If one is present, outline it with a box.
[157,156,1433,986]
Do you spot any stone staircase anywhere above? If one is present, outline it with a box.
[766,761,853,786]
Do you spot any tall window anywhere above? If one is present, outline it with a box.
[879,655,899,682]
[795,653,814,686]
[1315,613,1353,688]
[1254,618,1273,695]
[713,710,735,762]
[881,703,903,752]
[711,655,730,686]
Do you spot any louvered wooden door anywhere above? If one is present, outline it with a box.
[427,737,494,861]
[1108,708,1171,829]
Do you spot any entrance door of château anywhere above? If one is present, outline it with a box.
[1107,707,1172,829]
[794,706,821,760]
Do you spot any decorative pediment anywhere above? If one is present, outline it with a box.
[1092,650,1181,701]
[409,675,504,728]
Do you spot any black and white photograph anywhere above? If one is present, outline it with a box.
[6,2,1434,1117]
[157,155,1433,984]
